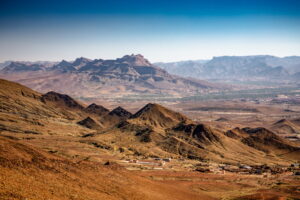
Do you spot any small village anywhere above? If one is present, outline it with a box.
[117,157,300,177]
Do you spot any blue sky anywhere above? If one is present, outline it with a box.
[0,0,300,62]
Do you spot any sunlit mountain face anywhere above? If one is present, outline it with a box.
[0,54,221,99]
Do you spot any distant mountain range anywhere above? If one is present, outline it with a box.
[0,54,219,98]
[0,60,58,70]
[155,55,300,82]
[1,55,298,99]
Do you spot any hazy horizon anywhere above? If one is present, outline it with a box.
[2,54,300,64]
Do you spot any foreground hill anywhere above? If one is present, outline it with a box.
[0,79,130,136]
[0,78,299,166]
[1,79,300,199]
[0,136,216,200]
[0,54,220,98]
[90,104,300,165]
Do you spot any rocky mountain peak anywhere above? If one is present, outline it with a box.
[52,60,76,72]
[131,103,159,118]
[84,103,109,116]
[41,91,84,109]
[109,106,132,118]
[58,60,71,66]
[73,57,91,66]
[118,54,152,66]
[130,103,188,129]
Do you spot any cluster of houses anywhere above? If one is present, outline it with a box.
[195,163,300,176]
[118,157,300,175]
[119,157,173,169]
